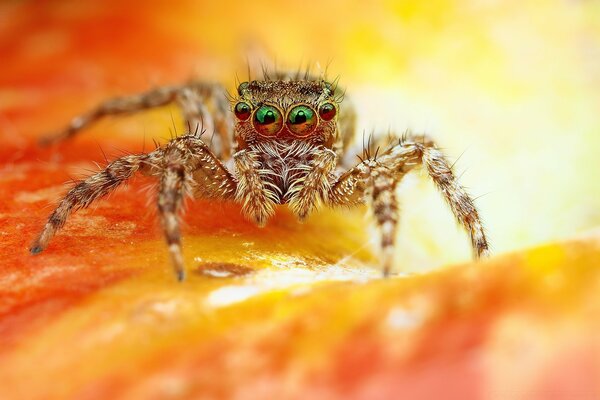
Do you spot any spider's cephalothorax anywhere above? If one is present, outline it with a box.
[231,79,342,225]
[31,73,489,281]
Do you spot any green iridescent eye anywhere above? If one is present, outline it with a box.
[287,105,317,136]
[253,105,283,136]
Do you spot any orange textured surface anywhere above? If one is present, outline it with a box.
[1,2,600,400]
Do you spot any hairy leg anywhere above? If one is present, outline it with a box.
[330,133,489,274]
[287,147,336,220]
[40,86,181,145]
[420,143,490,258]
[157,162,187,281]
[382,134,489,257]
[233,149,278,226]
[152,135,238,280]
[176,83,234,159]
[40,83,234,159]
[369,167,400,276]
[30,152,157,253]
[31,134,238,279]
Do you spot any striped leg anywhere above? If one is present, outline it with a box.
[157,163,187,281]
[176,84,234,159]
[383,134,489,258]
[329,133,489,275]
[370,168,399,277]
[156,135,238,280]
[31,134,237,280]
[39,83,234,159]
[421,144,490,258]
[30,153,154,253]
[40,86,180,145]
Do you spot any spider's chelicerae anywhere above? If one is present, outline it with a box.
[30,71,489,281]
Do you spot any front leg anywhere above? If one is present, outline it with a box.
[382,135,490,258]
[156,135,238,280]
[329,134,490,275]
[30,152,159,253]
[157,162,187,281]
[31,134,237,281]
[328,157,406,275]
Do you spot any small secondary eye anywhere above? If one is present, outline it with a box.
[234,102,252,120]
[287,105,317,136]
[253,105,283,136]
[237,82,249,95]
[319,102,337,121]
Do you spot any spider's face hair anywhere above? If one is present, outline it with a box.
[232,80,339,146]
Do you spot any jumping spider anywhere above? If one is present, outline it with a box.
[30,71,489,281]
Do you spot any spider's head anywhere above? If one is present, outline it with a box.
[232,79,339,149]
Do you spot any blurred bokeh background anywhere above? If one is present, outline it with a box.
[3,0,599,272]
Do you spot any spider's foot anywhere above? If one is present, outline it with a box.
[38,132,66,147]
[380,246,394,278]
[30,245,44,255]
[176,269,186,282]
[473,247,491,260]
[251,214,269,228]
[29,237,48,255]
[38,136,54,147]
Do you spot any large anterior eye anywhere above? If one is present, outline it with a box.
[287,105,317,136]
[234,102,252,120]
[253,105,283,136]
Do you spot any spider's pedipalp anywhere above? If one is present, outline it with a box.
[286,147,336,220]
[234,149,277,226]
